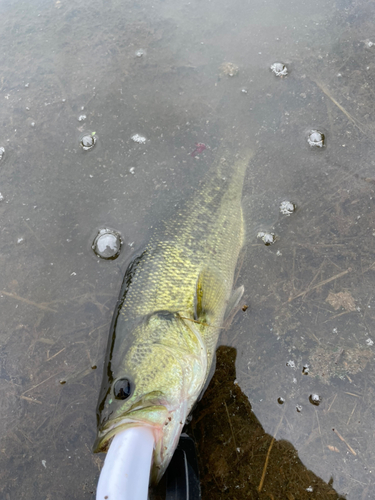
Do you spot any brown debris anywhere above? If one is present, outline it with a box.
[326,291,356,312]
[327,445,340,453]
[332,428,357,456]
[310,345,372,383]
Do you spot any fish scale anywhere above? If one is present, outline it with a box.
[122,155,247,319]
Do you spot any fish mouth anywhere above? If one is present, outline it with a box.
[93,404,169,453]
[94,401,189,484]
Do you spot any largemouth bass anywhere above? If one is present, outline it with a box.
[93,149,253,483]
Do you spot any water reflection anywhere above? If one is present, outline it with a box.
[0,0,374,497]
[183,346,346,500]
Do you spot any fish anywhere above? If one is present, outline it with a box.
[93,148,253,483]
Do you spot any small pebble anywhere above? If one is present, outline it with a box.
[270,62,288,77]
[257,231,276,245]
[307,130,325,148]
[280,200,296,216]
[131,134,146,144]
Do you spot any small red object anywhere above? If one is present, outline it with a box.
[190,142,206,156]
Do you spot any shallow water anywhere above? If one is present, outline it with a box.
[1,0,375,498]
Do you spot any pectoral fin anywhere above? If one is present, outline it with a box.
[194,267,226,323]
[223,285,244,325]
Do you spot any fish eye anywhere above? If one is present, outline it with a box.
[114,378,132,400]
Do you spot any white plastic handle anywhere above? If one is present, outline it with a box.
[96,426,155,500]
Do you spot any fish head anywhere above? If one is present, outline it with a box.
[93,311,207,483]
